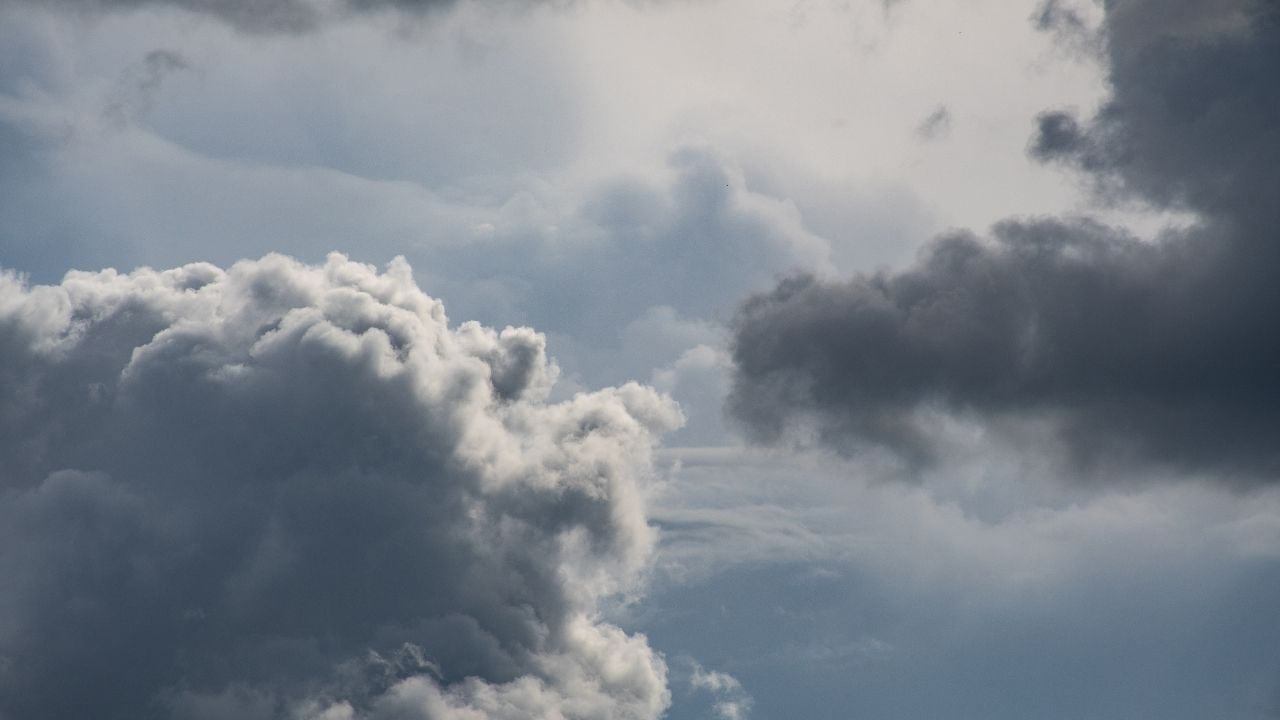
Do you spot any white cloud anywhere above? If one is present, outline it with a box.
[687,661,753,720]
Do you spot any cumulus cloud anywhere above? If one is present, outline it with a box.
[727,0,1280,482]
[0,253,682,719]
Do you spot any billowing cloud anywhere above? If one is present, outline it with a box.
[727,0,1280,481]
[0,253,682,719]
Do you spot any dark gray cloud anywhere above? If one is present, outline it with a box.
[728,0,1280,481]
[0,254,680,719]
[1039,0,1279,217]
[1028,110,1084,162]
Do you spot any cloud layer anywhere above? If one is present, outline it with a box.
[728,0,1280,481]
[0,253,680,719]
[4,0,476,34]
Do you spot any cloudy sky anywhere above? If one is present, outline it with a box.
[1,0,1279,718]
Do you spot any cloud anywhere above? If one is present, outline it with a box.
[5,0,479,34]
[914,105,951,141]
[1034,0,1278,216]
[688,663,752,720]
[416,147,831,343]
[0,34,822,452]
[640,446,1280,720]
[727,0,1280,482]
[0,253,682,719]
[1031,0,1103,55]
[103,49,192,127]
[655,660,752,720]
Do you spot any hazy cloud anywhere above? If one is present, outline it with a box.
[5,0,479,34]
[103,49,191,126]
[0,253,681,719]
[728,0,1280,481]
[688,663,752,720]
[915,105,951,141]
[640,446,1280,720]
[1032,0,1103,55]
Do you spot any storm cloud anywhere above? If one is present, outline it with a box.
[728,0,1280,480]
[0,253,680,719]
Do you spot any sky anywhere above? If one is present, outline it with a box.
[1,0,1278,719]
